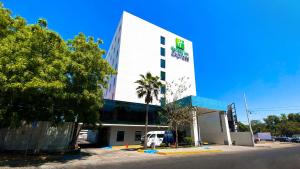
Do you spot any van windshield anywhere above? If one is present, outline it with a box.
[142,134,152,139]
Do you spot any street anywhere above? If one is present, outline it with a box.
[1,144,300,168]
[93,145,300,169]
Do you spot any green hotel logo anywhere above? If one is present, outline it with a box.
[175,38,184,50]
[171,38,189,62]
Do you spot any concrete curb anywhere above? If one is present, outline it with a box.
[111,145,142,150]
[157,150,223,155]
[137,149,223,155]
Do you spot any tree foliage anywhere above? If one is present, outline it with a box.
[0,3,115,127]
[237,121,249,132]
[135,72,162,149]
[238,113,300,136]
[161,77,193,147]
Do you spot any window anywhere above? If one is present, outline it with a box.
[116,131,125,142]
[160,97,166,106]
[150,134,155,138]
[135,131,142,141]
[157,134,164,138]
[113,78,116,86]
[160,71,165,81]
[161,85,166,94]
[160,36,165,45]
[160,59,165,68]
[160,47,165,56]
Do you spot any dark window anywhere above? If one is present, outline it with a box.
[160,71,165,81]
[135,131,142,141]
[161,85,166,94]
[160,59,165,68]
[160,97,166,106]
[160,36,165,45]
[116,131,125,142]
[157,134,164,138]
[150,134,155,138]
[160,47,165,56]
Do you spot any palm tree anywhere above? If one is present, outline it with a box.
[135,72,162,149]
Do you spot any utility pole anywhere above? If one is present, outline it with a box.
[244,93,254,145]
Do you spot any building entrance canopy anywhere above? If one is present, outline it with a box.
[178,96,227,114]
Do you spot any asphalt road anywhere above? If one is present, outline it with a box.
[98,145,300,169]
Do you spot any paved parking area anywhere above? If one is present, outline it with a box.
[38,148,166,169]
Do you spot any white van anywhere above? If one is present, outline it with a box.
[141,131,165,147]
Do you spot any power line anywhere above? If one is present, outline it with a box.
[251,106,300,110]
[250,108,300,112]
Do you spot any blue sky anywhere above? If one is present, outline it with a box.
[2,0,300,123]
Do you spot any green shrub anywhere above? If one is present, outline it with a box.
[184,137,194,145]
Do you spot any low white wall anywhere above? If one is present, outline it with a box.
[230,132,254,146]
[200,131,227,145]
[108,126,165,146]
[0,122,74,152]
[198,112,230,145]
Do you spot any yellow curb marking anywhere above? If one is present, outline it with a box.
[157,150,223,155]
[112,145,143,150]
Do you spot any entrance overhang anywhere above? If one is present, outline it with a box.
[178,95,227,113]
[178,96,231,146]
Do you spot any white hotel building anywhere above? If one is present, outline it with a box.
[98,11,247,147]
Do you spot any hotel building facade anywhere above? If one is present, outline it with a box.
[98,11,242,147]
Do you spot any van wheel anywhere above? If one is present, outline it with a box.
[150,143,155,149]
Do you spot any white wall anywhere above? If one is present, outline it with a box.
[0,122,74,152]
[231,132,254,146]
[103,17,122,100]
[107,11,196,105]
[198,112,231,145]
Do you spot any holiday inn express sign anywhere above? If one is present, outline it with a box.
[171,38,189,62]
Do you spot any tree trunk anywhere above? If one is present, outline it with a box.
[144,103,149,149]
[175,124,178,148]
[69,122,81,150]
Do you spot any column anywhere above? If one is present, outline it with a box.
[221,111,232,146]
[191,110,199,146]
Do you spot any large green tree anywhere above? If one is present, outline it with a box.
[0,3,115,128]
[135,72,162,149]
[263,115,281,135]
[237,121,249,132]
[251,120,266,134]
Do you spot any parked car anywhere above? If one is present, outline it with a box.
[274,136,292,142]
[141,131,166,147]
[291,137,300,143]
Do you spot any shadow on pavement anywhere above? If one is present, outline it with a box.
[120,148,140,151]
[0,151,94,167]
